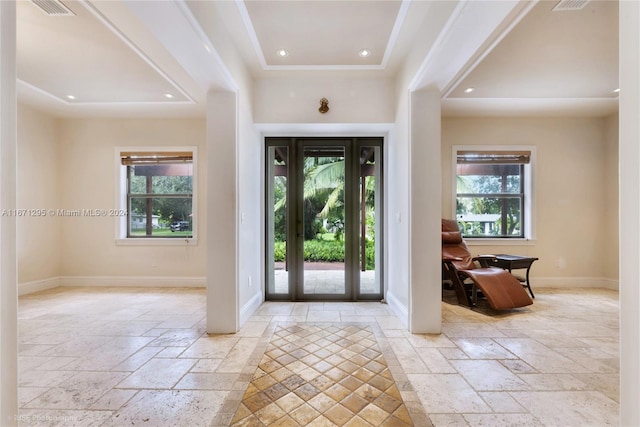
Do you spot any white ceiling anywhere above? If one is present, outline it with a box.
[240,0,404,69]
[444,0,619,116]
[17,0,191,103]
[15,0,619,118]
[450,0,618,99]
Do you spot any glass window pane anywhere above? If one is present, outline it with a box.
[128,197,192,237]
[151,175,192,194]
[456,196,522,237]
[268,146,288,295]
[457,164,521,194]
[359,146,380,295]
[129,164,193,194]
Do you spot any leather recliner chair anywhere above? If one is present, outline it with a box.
[442,219,533,310]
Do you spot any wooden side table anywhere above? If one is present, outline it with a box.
[476,254,539,299]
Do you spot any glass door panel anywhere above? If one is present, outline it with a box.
[302,146,346,296]
[266,146,289,297]
[358,146,381,296]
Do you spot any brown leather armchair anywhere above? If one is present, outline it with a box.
[442,219,533,310]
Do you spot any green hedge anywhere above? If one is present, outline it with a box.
[273,240,375,270]
[304,240,345,262]
[273,241,287,262]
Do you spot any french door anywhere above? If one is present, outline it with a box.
[266,137,383,301]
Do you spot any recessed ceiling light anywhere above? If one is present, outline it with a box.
[277,49,288,57]
[164,93,174,99]
[464,87,475,94]
[66,95,76,100]
[359,48,371,58]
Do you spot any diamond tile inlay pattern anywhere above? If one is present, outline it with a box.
[231,324,414,426]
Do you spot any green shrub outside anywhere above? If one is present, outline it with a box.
[273,240,375,270]
[274,241,287,261]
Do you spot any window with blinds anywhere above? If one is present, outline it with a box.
[455,149,531,238]
[121,151,194,238]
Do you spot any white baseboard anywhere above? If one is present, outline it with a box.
[600,278,619,290]
[240,291,264,326]
[533,276,619,290]
[385,290,409,329]
[19,277,61,296]
[59,275,206,288]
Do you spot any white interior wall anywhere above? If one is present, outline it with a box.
[253,75,394,124]
[441,116,617,289]
[383,0,459,330]
[409,88,442,333]
[206,90,239,333]
[236,82,262,326]
[386,88,410,318]
[17,104,61,293]
[188,0,263,329]
[0,1,18,423]
[619,1,640,424]
[603,113,619,283]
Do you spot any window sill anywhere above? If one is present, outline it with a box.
[464,238,535,246]
[116,238,198,246]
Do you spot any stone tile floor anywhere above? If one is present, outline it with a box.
[17,286,618,426]
[273,268,377,294]
[228,323,426,426]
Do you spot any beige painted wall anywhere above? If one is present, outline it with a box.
[18,107,619,291]
[17,103,61,284]
[57,118,207,279]
[442,116,618,287]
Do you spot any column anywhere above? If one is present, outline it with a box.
[409,88,442,333]
[206,90,238,334]
[0,1,18,425]
[619,1,640,425]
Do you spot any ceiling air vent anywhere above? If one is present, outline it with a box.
[552,0,590,11]
[30,0,75,16]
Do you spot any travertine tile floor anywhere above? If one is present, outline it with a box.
[229,323,426,426]
[17,286,619,426]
